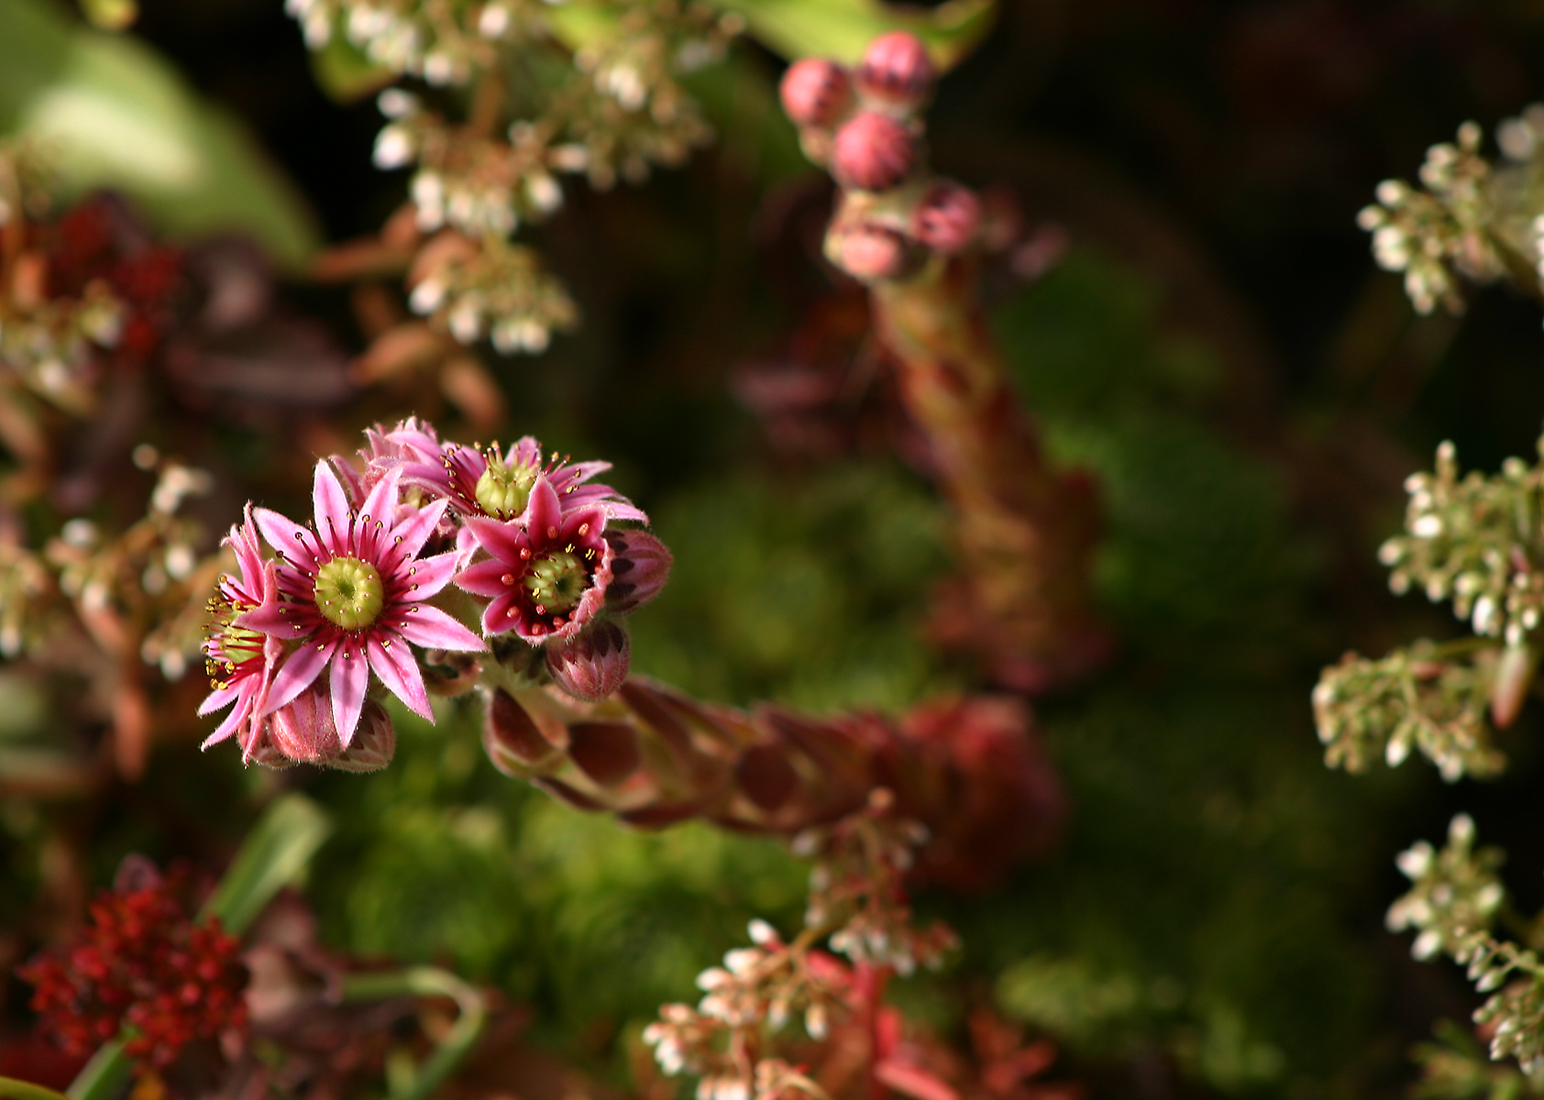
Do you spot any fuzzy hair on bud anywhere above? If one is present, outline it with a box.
[913,181,981,255]
[780,58,854,129]
[856,31,936,111]
[832,111,915,193]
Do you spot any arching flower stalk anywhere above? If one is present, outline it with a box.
[779,32,1108,693]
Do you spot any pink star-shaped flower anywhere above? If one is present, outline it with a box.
[241,461,485,745]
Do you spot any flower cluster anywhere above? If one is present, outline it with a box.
[796,790,958,976]
[17,861,248,1070]
[405,232,577,353]
[0,192,185,414]
[782,33,984,284]
[643,919,858,1100]
[1387,816,1544,1075]
[304,0,737,365]
[1312,438,1544,782]
[199,419,669,770]
[1379,440,1544,647]
[1357,107,1544,316]
[1312,642,1502,782]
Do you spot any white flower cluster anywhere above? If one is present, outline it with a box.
[798,809,955,976]
[1311,643,1501,782]
[284,0,518,84]
[1358,122,1503,314]
[375,93,568,239]
[1388,815,1544,1075]
[407,236,577,354]
[1,281,126,414]
[642,918,854,1100]
[1379,439,1544,648]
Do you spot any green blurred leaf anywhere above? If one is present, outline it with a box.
[202,792,332,935]
[713,0,995,68]
[0,0,320,269]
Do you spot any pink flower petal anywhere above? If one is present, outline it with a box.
[455,558,515,599]
[384,498,448,569]
[507,436,542,468]
[368,634,433,721]
[201,701,248,750]
[526,478,562,543]
[312,461,354,558]
[253,507,320,573]
[558,459,613,485]
[481,592,520,635]
[560,504,608,544]
[396,604,485,651]
[464,514,527,564]
[330,645,370,746]
[355,467,402,562]
[238,600,305,640]
[328,456,366,508]
[198,684,239,719]
[359,465,401,532]
[265,641,334,714]
[403,550,464,600]
[567,485,648,524]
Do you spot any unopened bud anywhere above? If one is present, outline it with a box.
[780,58,854,129]
[328,702,397,772]
[832,112,915,192]
[856,32,935,112]
[268,685,342,764]
[546,619,631,702]
[1491,643,1537,730]
[484,687,565,775]
[735,742,799,812]
[605,530,673,613]
[269,688,396,772]
[566,719,643,787]
[835,223,914,282]
[913,181,981,254]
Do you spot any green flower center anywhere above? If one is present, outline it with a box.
[475,450,539,519]
[314,557,385,630]
[523,551,587,613]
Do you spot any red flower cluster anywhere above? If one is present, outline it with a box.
[17,873,248,1069]
[40,196,186,367]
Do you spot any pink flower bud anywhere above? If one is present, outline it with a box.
[912,182,981,255]
[856,32,935,111]
[605,530,673,613]
[546,619,631,702]
[268,686,343,764]
[836,223,914,282]
[780,58,854,129]
[832,112,915,192]
[328,703,397,773]
[483,687,565,775]
[268,688,396,772]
